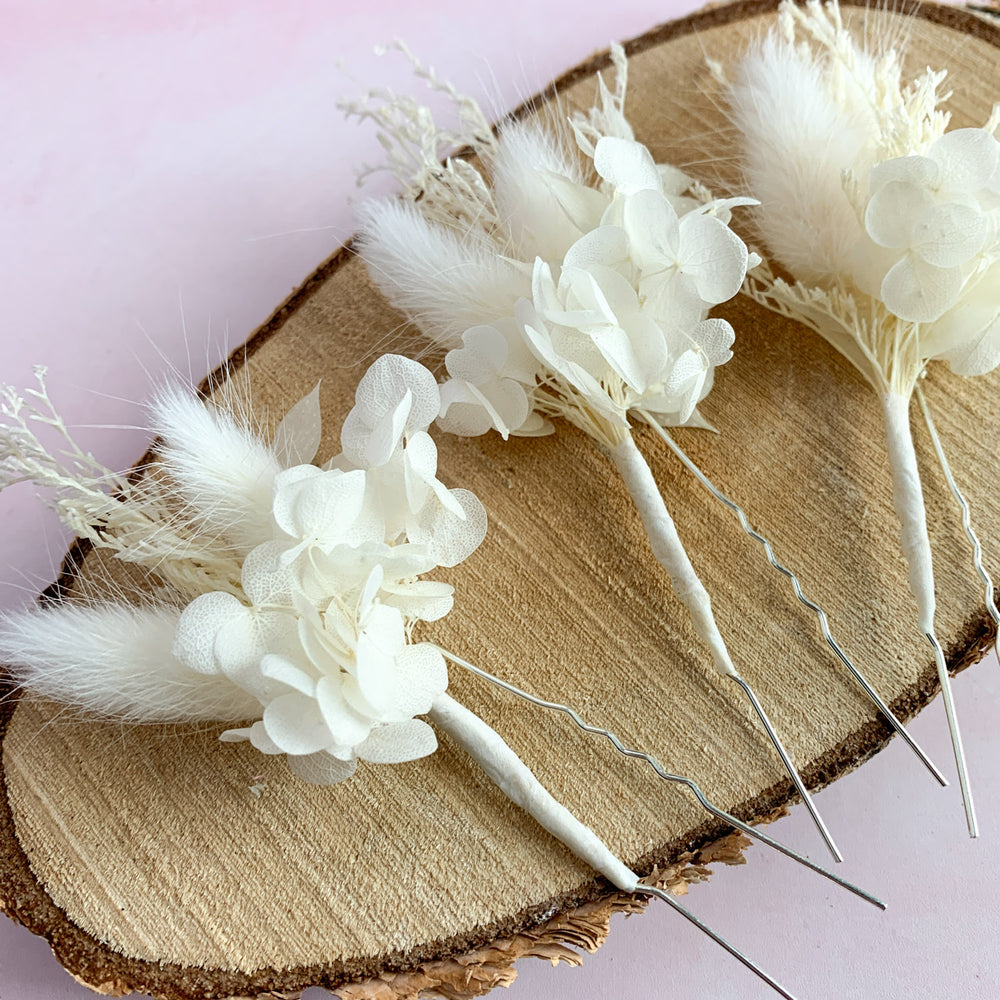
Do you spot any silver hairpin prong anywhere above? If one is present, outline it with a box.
[639,410,948,788]
[639,883,800,1000]
[437,647,884,907]
[916,384,1000,636]
[726,671,843,862]
[926,630,979,838]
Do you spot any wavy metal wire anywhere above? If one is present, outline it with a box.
[637,410,947,788]
[916,384,1000,634]
[437,647,884,910]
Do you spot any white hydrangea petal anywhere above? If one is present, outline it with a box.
[358,564,384,621]
[881,256,962,322]
[219,725,254,744]
[270,465,321,536]
[402,431,439,504]
[213,611,271,681]
[930,128,1000,194]
[445,326,506,385]
[627,314,669,379]
[491,316,540,384]
[540,171,611,235]
[690,317,736,366]
[392,643,449,717]
[865,181,934,248]
[518,295,619,417]
[437,383,498,438]
[315,676,372,746]
[356,718,438,764]
[365,390,413,467]
[511,411,555,436]
[593,136,662,194]
[219,719,283,755]
[478,378,532,437]
[623,188,679,270]
[241,541,295,606]
[341,355,441,465]
[590,324,645,391]
[923,261,1000,375]
[869,154,939,194]
[287,751,358,785]
[676,213,749,304]
[356,613,404,714]
[173,592,250,675]
[562,225,630,272]
[263,692,331,755]
[246,720,285,754]
[278,468,368,543]
[417,488,488,568]
[260,653,316,696]
[380,580,455,622]
[911,202,987,267]
[272,383,323,468]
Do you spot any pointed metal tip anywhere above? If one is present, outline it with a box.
[728,673,844,864]
[640,884,801,1000]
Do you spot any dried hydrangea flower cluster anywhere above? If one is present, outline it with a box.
[723,0,1000,835]
[173,355,486,784]
[725,0,1000,393]
[352,43,758,449]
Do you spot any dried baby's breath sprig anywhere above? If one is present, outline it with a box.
[723,0,1000,836]
[347,42,861,862]
[0,368,244,599]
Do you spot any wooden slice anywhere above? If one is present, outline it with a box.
[3,2,999,997]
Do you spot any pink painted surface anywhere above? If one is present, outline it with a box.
[1,3,996,998]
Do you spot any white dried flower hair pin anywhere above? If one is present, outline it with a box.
[0,359,882,1000]
[719,0,1000,837]
[343,41,943,861]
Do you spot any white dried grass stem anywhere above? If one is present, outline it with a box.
[609,436,736,677]
[429,693,639,891]
[881,392,936,631]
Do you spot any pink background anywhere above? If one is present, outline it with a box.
[1,2,998,998]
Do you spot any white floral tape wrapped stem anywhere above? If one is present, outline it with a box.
[344,42,850,861]
[721,0,1000,836]
[0,358,811,998]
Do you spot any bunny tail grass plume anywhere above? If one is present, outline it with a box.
[356,200,529,348]
[721,0,1000,835]
[0,603,260,723]
[491,119,588,262]
[726,27,875,284]
[150,383,283,555]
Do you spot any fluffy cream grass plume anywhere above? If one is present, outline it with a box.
[722,0,1000,837]
[725,29,876,285]
[358,200,528,348]
[0,603,260,723]
[149,382,303,555]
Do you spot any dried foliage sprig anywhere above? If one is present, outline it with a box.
[721,0,1000,835]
